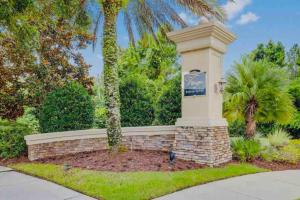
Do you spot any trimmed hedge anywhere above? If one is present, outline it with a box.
[156,75,181,125]
[120,75,155,127]
[40,82,94,133]
[0,120,33,158]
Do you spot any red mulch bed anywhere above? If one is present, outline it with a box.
[37,150,205,172]
[0,155,29,166]
[250,159,300,171]
[1,151,299,172]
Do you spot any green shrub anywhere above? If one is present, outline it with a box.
[261,140,300,164]
[268,129,291,148]
[94,107,106,128]
[231,138,261,162]
[16,107,40,133]
[228,121,245,137]
[257,122,277,136]
[40,82,94,133]
[0,120,33,158]
[284,111,300,139]
[156,75,181,125]
[120,75,155,127]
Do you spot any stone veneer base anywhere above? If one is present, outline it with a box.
[174,126,232,166]
[25,126,232,166]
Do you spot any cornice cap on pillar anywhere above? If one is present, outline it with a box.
[167,22,236,53]
[167,22,236,44]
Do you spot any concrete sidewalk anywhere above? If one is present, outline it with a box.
[0,166,96,200]
[155,170,300,200]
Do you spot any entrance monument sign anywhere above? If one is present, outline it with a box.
[167,22,236,166]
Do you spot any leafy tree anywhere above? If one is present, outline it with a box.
[224,57,295,138]
[287,44,300,77]
[252,40,286,67]
[91,0,225,148]
[0,0,93,120]
[118,31,178,82]
[94,31,180,127]
[40,82,94,133]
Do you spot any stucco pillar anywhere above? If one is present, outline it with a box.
[167,22,236,166]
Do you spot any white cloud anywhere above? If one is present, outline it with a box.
[223,0,252,20]
[179,12,199,26]
[236,12,259,25]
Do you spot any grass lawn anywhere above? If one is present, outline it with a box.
[11,163,267,200]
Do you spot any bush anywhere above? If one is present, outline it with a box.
[40,82,94,133]
[156,75,181,125]
[257,122,277,136]
[120,75,155,127]
[94,107,106,128]
[261,140,300,164]
[228,121,245,137]
[268,129,291,148]
[0,120,33,158]
[231,138,261,162]
[283,111,300,139]
[16,107,40,133]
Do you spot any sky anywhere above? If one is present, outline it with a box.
[83,0,300,77]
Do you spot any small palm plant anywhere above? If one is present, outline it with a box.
[91,0,226,149]
[224,57,295,139]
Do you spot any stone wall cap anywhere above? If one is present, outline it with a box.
[167,22,236,45]
[25,126,176,145]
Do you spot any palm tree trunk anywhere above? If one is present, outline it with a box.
[245,108,256,139]
[102,1,122,149]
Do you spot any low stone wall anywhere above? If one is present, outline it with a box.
[25,125,232,166]
[25,126,176,161]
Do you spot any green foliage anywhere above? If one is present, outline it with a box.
[120,75,155,127]
[231,138,261,162]
[261,140,300,164]
[251,40,286,67]
[94,107,107,129]
[0,119,33,158]
[40,82,94,133]
[224,57,295,137]
[11,163,266,200]
[118,31,179,82]
[267,129,291,148]
[156,75,181,125]
[287,44,300,77]
[16,107,40,133]
[257,122,277,136]
[288,78,300,109]
[0,0,93,120]
[117,31,180,126]
[228,121,245,137]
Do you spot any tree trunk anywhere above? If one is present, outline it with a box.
[102,1,122,149]
[245,107,256,139]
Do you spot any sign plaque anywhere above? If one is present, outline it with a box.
[184,71,206,96]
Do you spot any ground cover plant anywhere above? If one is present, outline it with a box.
[11,163,267,200]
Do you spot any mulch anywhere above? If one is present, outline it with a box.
[37,150,205,172]
[250,158,300,171]
[1,150,299,172]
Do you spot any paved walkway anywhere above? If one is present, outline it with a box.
[155,170,300,200]
[0,166,96,200]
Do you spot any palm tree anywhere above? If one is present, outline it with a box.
[224,57,295,139]
[92,0,225,149]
